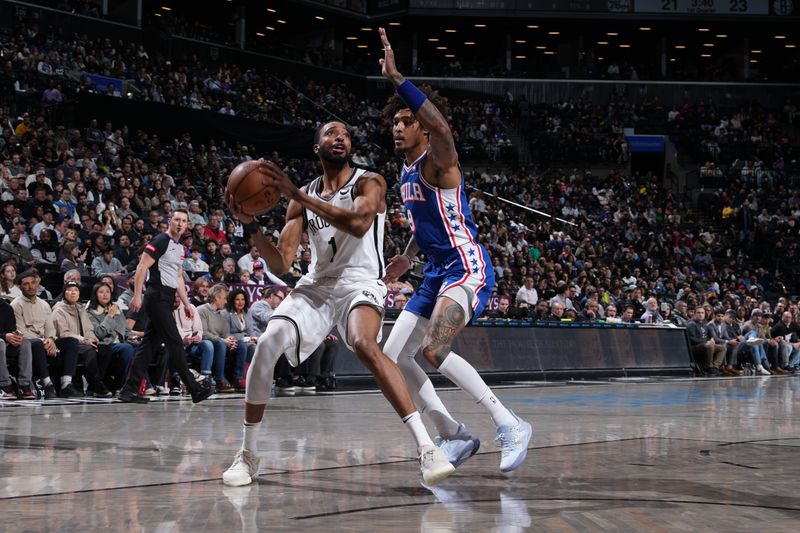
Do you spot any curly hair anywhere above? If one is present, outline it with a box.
[381,85,449,128]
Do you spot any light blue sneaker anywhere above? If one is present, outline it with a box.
[435,423,481,468]
[495,411,532,472]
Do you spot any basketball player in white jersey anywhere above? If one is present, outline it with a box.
[222,121,454,487]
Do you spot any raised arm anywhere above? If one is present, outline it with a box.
[379,27,460,188]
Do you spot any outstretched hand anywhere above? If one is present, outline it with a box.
[378,27,401,82]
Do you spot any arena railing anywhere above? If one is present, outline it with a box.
[366,76,800,107]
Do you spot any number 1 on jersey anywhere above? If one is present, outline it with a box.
[328,236,337,262]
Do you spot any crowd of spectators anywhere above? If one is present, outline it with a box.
[516,96,800,178]
[0,91,799,393]
[1,24,512,165]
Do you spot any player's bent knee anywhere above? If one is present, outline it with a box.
[421,343,450,368]
[352,337,382,364]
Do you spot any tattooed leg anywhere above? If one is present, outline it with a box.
[421,296,467,368]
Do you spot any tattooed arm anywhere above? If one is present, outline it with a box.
[379,27,461,190]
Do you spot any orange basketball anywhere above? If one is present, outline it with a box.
[226,160,280,217]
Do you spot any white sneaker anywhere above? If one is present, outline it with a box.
[756,365,772,376]
[496,410,533,472]
[223,449,261,487]
[419,444,455,486]
[435,423,481,468]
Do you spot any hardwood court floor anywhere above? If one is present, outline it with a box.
[1,376,800,532]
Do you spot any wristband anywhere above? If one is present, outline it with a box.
[396,80,427,113]
[243,220,261,235]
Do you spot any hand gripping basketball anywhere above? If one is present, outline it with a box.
[226,160,281,219]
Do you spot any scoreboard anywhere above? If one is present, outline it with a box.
[404,0,798,15]
[637,0,775,15]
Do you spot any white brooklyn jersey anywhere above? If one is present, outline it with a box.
[303,168,386,281]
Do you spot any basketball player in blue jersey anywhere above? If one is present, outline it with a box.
[378,27,532,473]
[222,120,454,487]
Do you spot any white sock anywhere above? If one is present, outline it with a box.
[418,379,462,438]
[402,411,434,450]
[384,312,462,439]
[398,355,461,438]
[242,421,261,453]
[42,377,52,386]
[61,376,72,388]
[438,352,517,428]
[477,389,517,428]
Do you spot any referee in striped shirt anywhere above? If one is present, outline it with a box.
[118,209,213,403]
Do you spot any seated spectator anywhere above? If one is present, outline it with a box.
[0,295,35,398]
[52,269,83,302]
[52,281,112,397]
[0,227,35,267]
[183,245,209,274]
[31,228,60,265]
[116,277,135,310]
[114,234,135,267]
[205,263,225,284]
[604,304,620,323]
[393,292,408,310]
[0,262,22,301]
[11,269,59,398]
[687,307,726,376]
[237,245,267,273]
[549,283,574,312]
[204,240,224,266]
[226,288,258,391]
[545,301,566,321]
[197,283,235,393]
[203,215,227,244]
[247,286,285,334]
[620,305,636,324]
[87,282,136,391]
[250,263,269,285]
[640,297,664,324]
[769,311,800,372]
[60,242,90,277]
[487,295,512,318]
[705,309,740,376]
[578,300,602,322]
[720,309,746,373]
[532,299,550,320]
[515,276,538,306]
[189,277,211,307]
[222,257,238,284]
[741,309,774,375]
[671,301,690,327]
[91,246,125,275]
[173,294,218,393]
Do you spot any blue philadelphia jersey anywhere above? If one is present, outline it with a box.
[399,152,495,321]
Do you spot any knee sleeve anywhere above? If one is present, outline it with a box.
[245,320,299,405]
[383,311,429,363]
